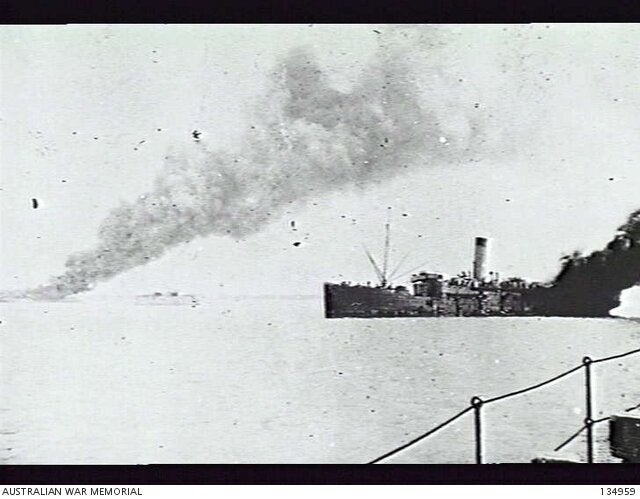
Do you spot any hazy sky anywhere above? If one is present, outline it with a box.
[1,24,639,311]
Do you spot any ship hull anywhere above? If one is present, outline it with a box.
[324,283,434,318]
[323,283,536,318]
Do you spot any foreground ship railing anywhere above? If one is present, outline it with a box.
[368,346,640,464]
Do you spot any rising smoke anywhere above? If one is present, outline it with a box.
[16,37,480,300]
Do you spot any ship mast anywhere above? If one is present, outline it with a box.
[381,222,391,287]
[363,218,395,288]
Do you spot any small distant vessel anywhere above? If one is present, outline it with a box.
[135,291,199,306]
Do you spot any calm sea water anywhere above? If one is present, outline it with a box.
[1,297,639,464]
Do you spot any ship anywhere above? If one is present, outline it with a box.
[135,291,199,306]
[323,226,561,318]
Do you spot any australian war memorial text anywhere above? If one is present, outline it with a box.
[1,489,142,497]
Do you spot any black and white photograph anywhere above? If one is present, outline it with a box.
[1,24,639,468]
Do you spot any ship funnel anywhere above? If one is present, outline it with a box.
[473,237,489,280]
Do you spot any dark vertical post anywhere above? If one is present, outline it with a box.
[583,356,594,463]
[471,396,484,464]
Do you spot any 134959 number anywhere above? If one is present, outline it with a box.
[601,488,636,496]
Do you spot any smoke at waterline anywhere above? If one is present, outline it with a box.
[538,208,640,316]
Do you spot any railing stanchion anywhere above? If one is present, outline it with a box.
[583,356,594,463]
[471,396,484,464]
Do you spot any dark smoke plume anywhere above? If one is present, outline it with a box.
[12,42,479,300]
[531,209,640,316]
